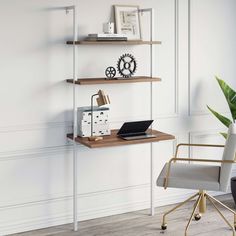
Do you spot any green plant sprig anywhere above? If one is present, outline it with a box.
[207,76,236,139]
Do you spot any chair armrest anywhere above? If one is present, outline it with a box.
[163,157,235,189]
[174,143,225,158]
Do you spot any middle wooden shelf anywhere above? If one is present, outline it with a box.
[66,76,161,85]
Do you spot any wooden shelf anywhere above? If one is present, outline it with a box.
[66,40,161,45]
[67,129,175,149]
[66,76,161,85]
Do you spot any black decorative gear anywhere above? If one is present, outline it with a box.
[117,53,137,78]
[105,66,116,79]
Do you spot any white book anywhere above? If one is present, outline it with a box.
[86,37,127,41]
[88,33,126,38]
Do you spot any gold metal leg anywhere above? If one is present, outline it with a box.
[185,193,202,236]
[206,193,236,234]
[234,214,236,230]
[206,194,236,215]
[161,191,236,235]
[206,195,235,236]
[199,190,206,214]
[161,192,199,228]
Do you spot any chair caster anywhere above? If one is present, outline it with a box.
[161,223,167,230]
[194,213,201,221]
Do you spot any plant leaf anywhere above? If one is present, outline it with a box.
[216,76,236,120]
[220,132,228,139]
[207,105,232,127]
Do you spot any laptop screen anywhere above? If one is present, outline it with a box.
[117,120,153,136]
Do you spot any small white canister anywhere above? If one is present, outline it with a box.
[103,22,114,34]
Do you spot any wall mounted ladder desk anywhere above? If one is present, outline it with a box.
[65,5,175,232]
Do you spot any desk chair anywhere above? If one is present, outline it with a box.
[156,124,236,236]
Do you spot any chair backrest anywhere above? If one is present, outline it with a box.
[220,123,236,192]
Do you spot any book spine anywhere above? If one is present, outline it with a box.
[88,34,126,38]
[86,37,127,41]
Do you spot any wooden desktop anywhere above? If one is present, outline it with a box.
[67,129,175,149]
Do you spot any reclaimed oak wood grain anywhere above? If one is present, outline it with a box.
[67,129,175,148]
[66,40,161,45]
[66,77,161,85]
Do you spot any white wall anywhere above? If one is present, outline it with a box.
[0,0,236,234]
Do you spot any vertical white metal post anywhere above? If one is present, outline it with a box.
[150,8,155,217]
[66,4,78,231]
[140,7,155,217]
[72,5,78,232]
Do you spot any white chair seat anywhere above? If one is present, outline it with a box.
[157,163,221,191]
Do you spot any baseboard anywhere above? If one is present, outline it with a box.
[2,167,235,235]
[0,184,229,236]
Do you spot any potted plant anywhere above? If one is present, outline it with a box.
[207,76,236,203]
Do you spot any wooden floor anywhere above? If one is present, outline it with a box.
[12,194,236,236]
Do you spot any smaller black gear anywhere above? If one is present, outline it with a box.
[105,66,116,79]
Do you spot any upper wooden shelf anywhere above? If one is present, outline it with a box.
[66,40,161,45]
[66,76,161,85]
[67,129,175,149]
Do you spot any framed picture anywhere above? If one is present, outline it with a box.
[114,5,142,41]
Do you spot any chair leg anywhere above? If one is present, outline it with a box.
[161,191,236,235]
[206,195,235,236]
[193,190,206,221]
[206,194,236,215]
[207,193,236,229]
[199,190,206,214]
[185,193,202,236]
[161,192,199,230]
[235,214,236,231]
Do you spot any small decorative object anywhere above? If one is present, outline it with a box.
[77,106,110,138]
[114,5,142,40]
[117,53,137,78]
[105,66,116,79]
[103,22,115,34]
[89,90,111,141]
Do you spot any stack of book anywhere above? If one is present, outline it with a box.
[86,33,128,41]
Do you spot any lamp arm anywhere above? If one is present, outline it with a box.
[91,93,98,137]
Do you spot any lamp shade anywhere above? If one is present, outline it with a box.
[96,90,110,106]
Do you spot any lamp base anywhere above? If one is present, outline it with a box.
[88,136,103,141]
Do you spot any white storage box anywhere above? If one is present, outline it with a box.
[78,124,110,137]
[77,106,110,137]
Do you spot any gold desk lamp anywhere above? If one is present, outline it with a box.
[89,90,110,141]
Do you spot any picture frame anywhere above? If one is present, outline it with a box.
[114,5,142,41]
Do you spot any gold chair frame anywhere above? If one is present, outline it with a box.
[161,143,236,236]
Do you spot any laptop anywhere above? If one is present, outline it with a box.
[117,120,156,140]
